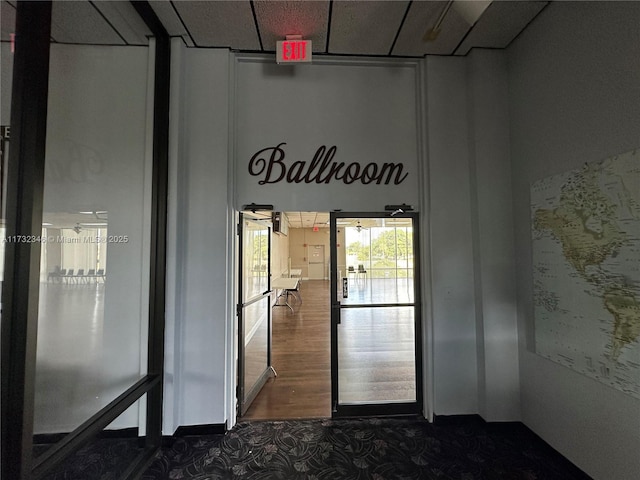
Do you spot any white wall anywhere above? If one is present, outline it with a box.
[271,229,290,279]
[467,49,520,421]
[425,56,479,415]
[165,43,231,431]
[166,47,524,429]
[424,50,520,421]
[508,2,640,479]
[234,56,421,212]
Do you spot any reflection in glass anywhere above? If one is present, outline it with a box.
[243,297,269,402]
[243,220,269,301]
[35,217,117,436]
[33,41,151,443]
[1,24,13,321]
[338,307,416,404]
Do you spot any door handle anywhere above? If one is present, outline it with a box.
[331,302,342,325]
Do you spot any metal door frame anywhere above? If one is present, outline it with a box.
[329,211,423,417]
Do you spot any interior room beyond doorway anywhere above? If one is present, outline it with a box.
[242,211,332,420]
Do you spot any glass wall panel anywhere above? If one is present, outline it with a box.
[0,0,15,312]
[33,38,152,445]
[338,307,416,404]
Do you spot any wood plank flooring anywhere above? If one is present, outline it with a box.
[241,278,418,420]
[242,279,332,420]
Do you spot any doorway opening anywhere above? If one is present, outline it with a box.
[239,212,332,420]
[236,211,423,421]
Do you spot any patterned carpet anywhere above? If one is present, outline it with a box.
[39,437,143,480]
[141,417,591,480]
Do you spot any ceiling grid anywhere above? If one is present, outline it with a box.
[0,0,548,57]
[0,0,550,230]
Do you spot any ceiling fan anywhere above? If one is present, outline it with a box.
[355,220,369,233]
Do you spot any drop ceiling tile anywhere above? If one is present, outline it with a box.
[149,0,195,46]
[92,1,152,45]
[455,1,548,55]
[93,1,152,45]
[254,0,329,52]
[1,1,16,42]
[392,0,471,56]
[329,0,409,56]
[51,0,126,45]
[314,212,330,227]
[284,212,330,228]
[173,0,259,49]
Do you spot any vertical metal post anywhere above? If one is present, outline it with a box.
[131,0,170,451]
[0,2,52,479]
[145,31,169,450]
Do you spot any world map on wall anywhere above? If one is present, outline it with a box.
[531,149,640,398]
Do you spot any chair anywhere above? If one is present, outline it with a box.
[64,269,74,284]
[96,269,105,283]
[86,269,96,283]
[48,266,62,282]
[347,266,356,282]
[75,268,85,284]
[357,264,367,279]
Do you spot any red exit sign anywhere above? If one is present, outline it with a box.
[276,38,312,64]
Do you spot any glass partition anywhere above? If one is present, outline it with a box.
[0,0,15,317]
[1,3,166,477]
[33,37,151,451]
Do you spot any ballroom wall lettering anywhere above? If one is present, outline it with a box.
[248,143,409,186]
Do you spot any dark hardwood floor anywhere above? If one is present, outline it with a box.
[242,279,332,420]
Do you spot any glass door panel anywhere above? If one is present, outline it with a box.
[243,297,270,401]
[243,218,269,301]
[341,220,415,305]
[331,213,422,416]
[238,214,272,416]
[338,307,416,404]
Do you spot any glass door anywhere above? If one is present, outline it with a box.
[237,213,273,416]
[330,212,422,416]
